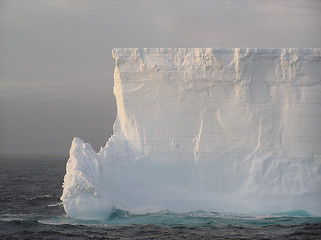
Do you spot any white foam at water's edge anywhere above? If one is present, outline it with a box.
[61,48,321,220]
[47,202,63,207]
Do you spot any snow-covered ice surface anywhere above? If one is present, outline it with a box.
[61,48,321,220]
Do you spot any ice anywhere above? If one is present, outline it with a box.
[61,48,321,220]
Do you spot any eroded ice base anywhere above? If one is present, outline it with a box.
[61,48,321,220]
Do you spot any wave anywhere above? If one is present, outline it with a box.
[29,195,53,201]
[55,208,321,227]
[27,195,61,207]
[1,217,320,240]
[48,202,63,207]
[1,209,320,228]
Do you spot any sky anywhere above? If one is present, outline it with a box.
[1,0,321,155]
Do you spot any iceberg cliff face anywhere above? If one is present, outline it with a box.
[61,48,321,220]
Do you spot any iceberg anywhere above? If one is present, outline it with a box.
[61,48,321,220]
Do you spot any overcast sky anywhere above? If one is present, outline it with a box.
[1,0,321,155]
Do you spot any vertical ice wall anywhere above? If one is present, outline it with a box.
[62,48,321,220]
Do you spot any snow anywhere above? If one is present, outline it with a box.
[61,48,321,220]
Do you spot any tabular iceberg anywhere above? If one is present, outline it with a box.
[61,48,321,220]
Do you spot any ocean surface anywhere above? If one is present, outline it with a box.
[0,155,320,239]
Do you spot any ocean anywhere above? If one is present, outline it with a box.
[1,155,320,239]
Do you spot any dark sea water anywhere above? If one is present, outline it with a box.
[0,155,320,239]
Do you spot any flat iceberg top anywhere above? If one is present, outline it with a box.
[112,47,320,53]
[62,48,321,220]
[112,48,320,60]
